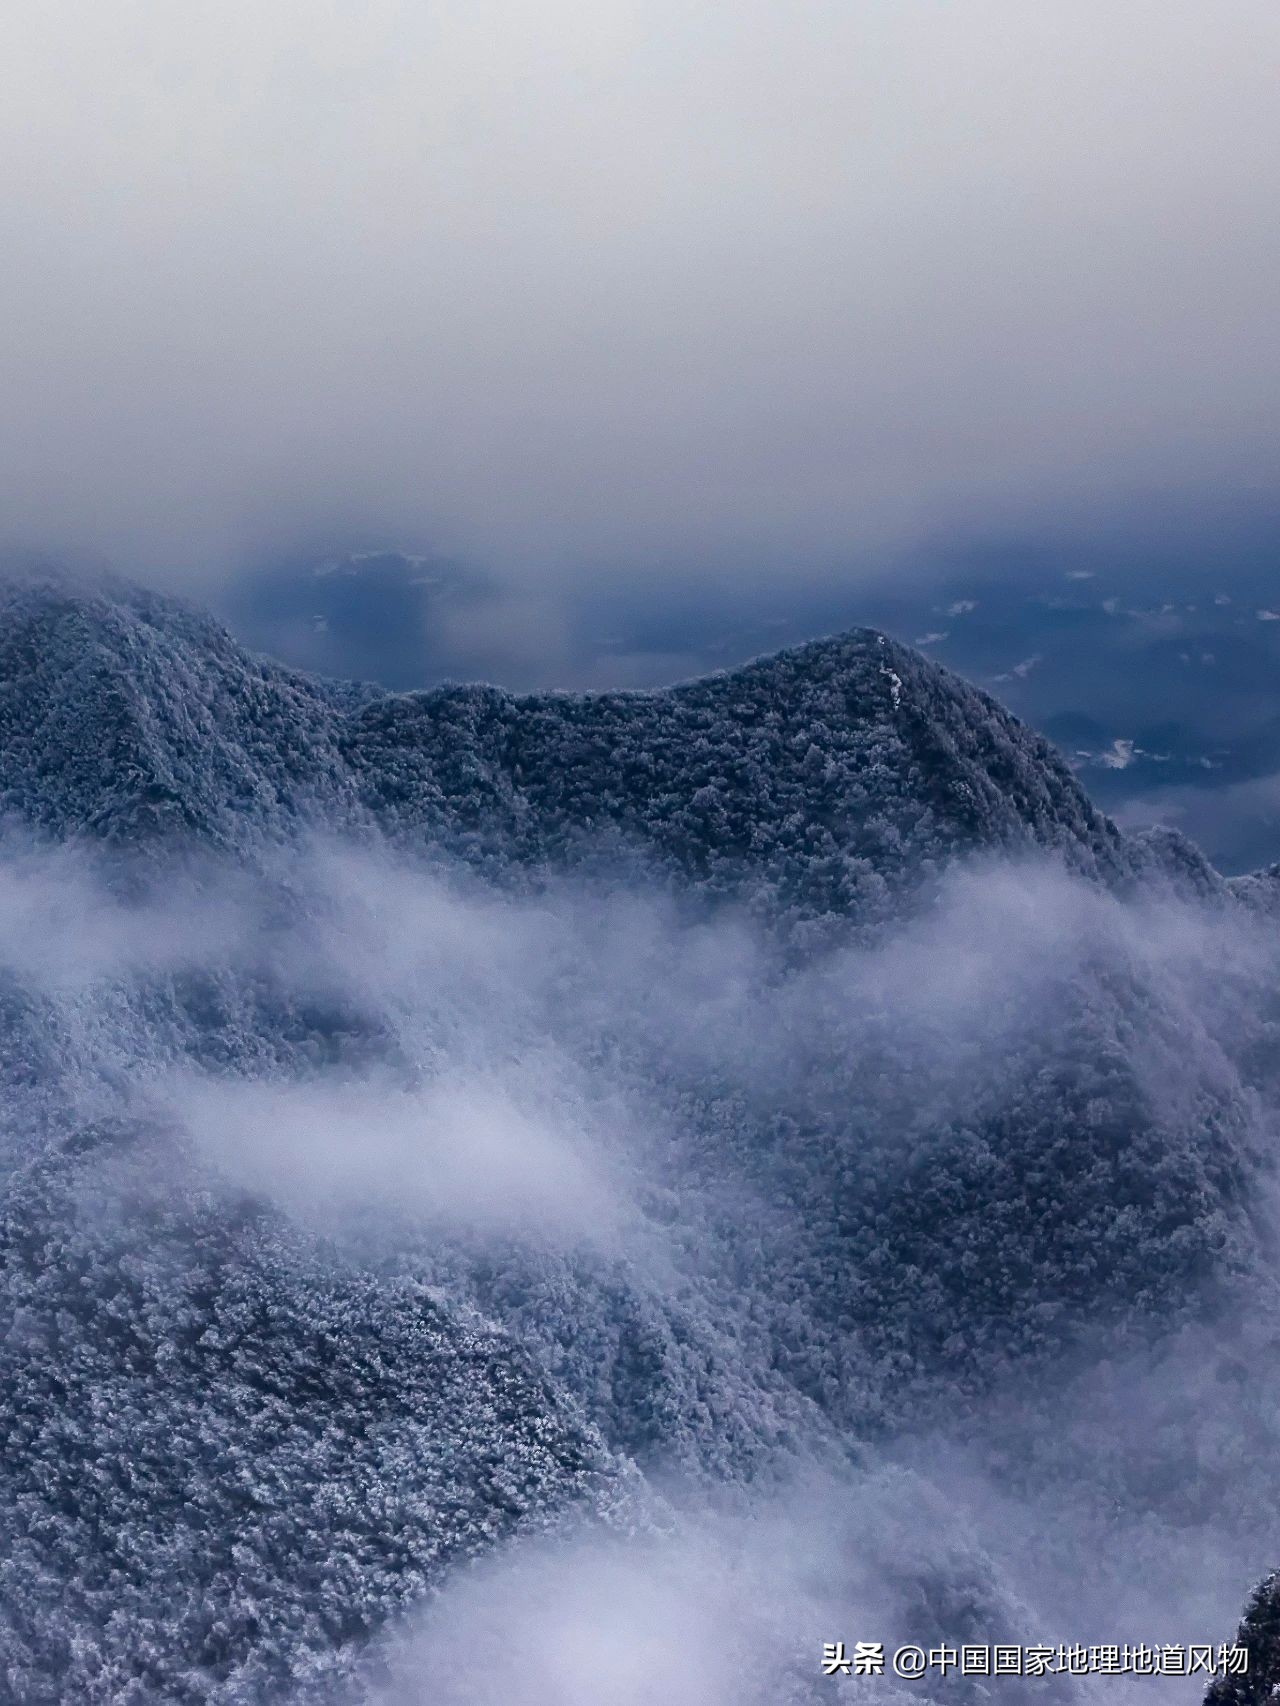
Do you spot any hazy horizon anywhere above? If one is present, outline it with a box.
[0,1,1275,609]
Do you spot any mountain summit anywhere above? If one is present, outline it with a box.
[0,574,1128,913]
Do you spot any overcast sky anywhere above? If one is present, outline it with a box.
[0,0,1276,599]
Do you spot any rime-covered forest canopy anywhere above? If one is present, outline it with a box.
[2,572,1279,1705]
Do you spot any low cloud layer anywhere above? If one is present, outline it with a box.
[5,832,1280,1699]
[175,1072,627,1249]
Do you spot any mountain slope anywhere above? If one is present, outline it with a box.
[1,573,1277,1703]
[0,1126,630,1704]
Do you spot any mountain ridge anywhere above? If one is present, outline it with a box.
[0,574,1149,918]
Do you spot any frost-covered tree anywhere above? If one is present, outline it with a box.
[1206,1573,1280,1706]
